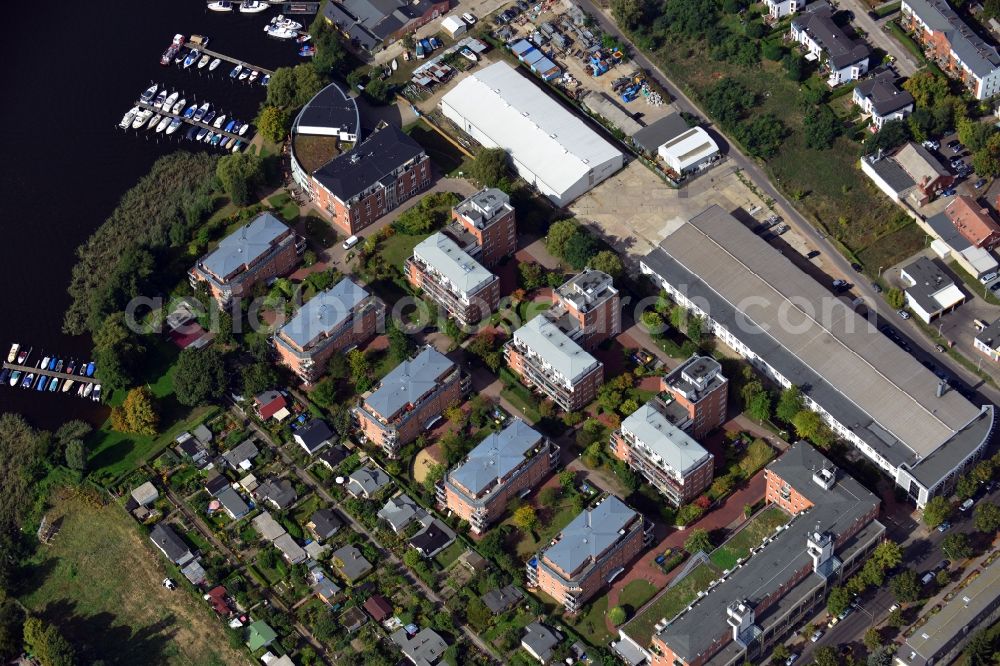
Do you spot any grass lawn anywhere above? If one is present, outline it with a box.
[405,122,472,176]
[500,382,542,424]
[20,492,248,666]
[267,192,299,223]
[185,528,213,554]
[625,562,721,647]
[508,496,580,559]
[619,580,658,613]
[567,594,614,646]
[381,231,432,273]
[646,31,925,271]
[255,551,289,585]
[433,540,466,569]
[292,494,324,529]
[709,505,790,571]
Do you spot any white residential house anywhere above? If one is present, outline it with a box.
[852,72,915,130]
[790,4,870,86]
[899,257,965,324]
[764,0,807,19]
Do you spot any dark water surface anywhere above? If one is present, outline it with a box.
[0,0,302,428]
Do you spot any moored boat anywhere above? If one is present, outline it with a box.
[391,58,398,71]
[249,70,259,83]
[239,1,269,12]
[65,361,75,375]
[238,68,250,80]
[77,383,86,397]
[163,91,179,111]
[36,376,48,391]
[211,133,224,145]
[204,108,217,124]
[7,344,18,364]
[48,358,57,371]
[21,373,34,388]
[196,126,209,141]
[183,50,200,68]
[193,102,210,121]
[140,83,158,103]
[224,119,236,133]
[207,0,233,10]
[209,58,221,71]
[147,113,162,130]
[17,348,29,364]
[62,379,74,393]
[119,106,140,129]
[238,122,249,136]
[9,370,21,386]
[152,89,168,108]
[185,125,198,140]
[83,383,94,398]
[213,114,227,129]
[132,109,153,129]
[49,378,59,392]
[183,104,197,118]
[204,130,216,143]
[0,368,9,385]
[297,33,311,43]
[460,46,477,62]
[166,118,183,135]
[85,362,95,377]
[160,34,185,66]
[175,49,187,65]
[40,356,50,370]
[271,14,302,30]
[230,63,243,78]
[263,24,297,39]
[232,139,242,152]
[55,359,63,373]
[198,54,211,68]
[172,98,186,115]
[92,384,102,402]
[156,115,172,132]
[261,73,271,86]
[299,45,316,57]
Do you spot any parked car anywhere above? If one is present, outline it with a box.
[942,188,957,196]
[462,11,477,23]
[921,571,935,585]
[810,630,823,643]
[897,309,911,320]
[872,282,883,293]
[960,498,975,511]
[922,140,940,150]
[851,262,863,272]
[785,654,799,666]
[975,178,988,189]
[806,250,821,259]
[938,520,952,532]
[832,278,847,289]
[935,344,946,352]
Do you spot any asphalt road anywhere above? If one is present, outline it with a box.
[571,0,1000,407]
[836,0,919,76]
[797,485,998,662]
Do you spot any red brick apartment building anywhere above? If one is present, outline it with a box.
[946,195,1000,250]
[310,125,432,236]
[504,315,604,411]
[353,346,467,458]
[659,355,729,439]
[405,232,500,326]
[527,495,649,613]
[610,399,714,507]
[189,212,300,307]
[450,188,517,267]
[631,443,884,666]
[548,268,621,350]
[273,277,384,383]
[437,419,558,534]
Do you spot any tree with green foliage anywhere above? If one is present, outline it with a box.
[609,606,627,625]
[513,505,538,533]
[776,385,804,424]
[547,219,581,258]
[348,349,372,392]
[743,383,772,423]
[257,105,290,143]
[216,153,264,206]
[684,528,712,554]
[92,311,146,392]
[885,287,905,309]
[64,439,87,471]
[813,646,839,666]
[242,362,278,398]
[387,320,414,363]
[518,261,545,290]
[782,53,805,81]
[791,410,834,448]
[958,118,997,152]
[964,627,996,666]
[974,501,1000,533]
[469,148,510,188]
[827,586,851,617]
[563,230,597,269]
[0,601,23,663]
[22,617,75,666]
[590,250,624,279]
[308,13,348,75]
[762,42,785,61]
[889,568,920,602]
[173,347,227,407]
[111,386,159,435]
[868,646,893,666]
[957,475,979,501]
[863,627,883,652]
[922,495,951,529]
[804,105,841,150]
[704,79,753,128]
[973,132,1000,177]
[266,63,326,109]
[872,540,903,571]
[941,532,973,560]
[611,0,646,29]
[363,78,393,105]
[738,113,785,160]
[864,119,912,155]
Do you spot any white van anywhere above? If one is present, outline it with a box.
[980,271,998,284]
[342,235,360,250]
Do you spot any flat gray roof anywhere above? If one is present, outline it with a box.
[413,232,495,296]
[365,346,456,419]
[513,316,601,384]
[641,205,983,475]
[620,401,712,476]
[541,495,638,577]
[650,443,880,662]
[632,113,691,154]
[905,0,1000,77]
[199,212,289,281]
[448,419,544,497]
[278,278,370,349]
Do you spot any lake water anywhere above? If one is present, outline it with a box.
[0,0,303,428]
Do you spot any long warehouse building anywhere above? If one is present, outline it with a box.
[640,205,995,507]
[440,61,624,207]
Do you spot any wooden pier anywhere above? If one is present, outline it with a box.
[2,362,98,386]
[134,101,249,144]
[181,43,274,75]
[283,2,319,13]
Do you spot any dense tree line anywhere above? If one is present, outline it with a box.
[63,152,218,335]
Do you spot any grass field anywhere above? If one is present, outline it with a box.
[267,192,300,224]
[619,580,658,612]
[380,230,431,274]
[21,491,248,665]
[433,540,466,569]
[568,594,614,646]
[625,561,722,647]
[709,505,790,571]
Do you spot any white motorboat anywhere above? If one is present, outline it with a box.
[238,123,249,136]
[460,47,478,62]
[152,89,167,108]
[239,1,269,12]
[196,127,209,141]
[204,130,216,144]
[261,73,270,86]
[232,139,242,152]
[193,102,210,122]
[7,344,18,364]
[163,91,179,112]
[207,1,233,10]
[172,98,186,115]
[197,54,211,68]
[230,63,243,78]
[238,67,250,80]
[147,112,162,130]
[391,58,398,71]
[166,117,183,135]
[183,49,200,68]
[248,70,259,83]
[271,14,302,30]
[140,83,158,103]
[155,115,171,132]
[119,106,140,129]
[264,24,297,39]
[209,57,221,71]
[132,109,153,129]
[83,382,93,398]
[213,114,227,128]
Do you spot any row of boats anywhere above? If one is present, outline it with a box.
[159,34,272,86]
[3,345,101,401]
[264,15,304,40]
[207,1,270,12]
[119,84,253,150]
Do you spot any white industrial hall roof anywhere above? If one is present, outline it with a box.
[657,126,719,172]
[440,62,623,204]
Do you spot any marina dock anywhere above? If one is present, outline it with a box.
[1,362,98,387]
[182,43,274,76]
[282,2,319,13]
[133,100,250,144]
